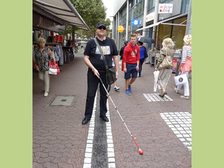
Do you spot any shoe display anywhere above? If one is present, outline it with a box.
[44,92,48,97]
[100,115,109,122]
[82,117,91,125]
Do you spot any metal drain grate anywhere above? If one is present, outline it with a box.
[51,96,74,106]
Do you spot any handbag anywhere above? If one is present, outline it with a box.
[158,55,173,69]
[153,70,160,92]
[94,38,117,85]
[49,60,60,75]
[106,67,117,85]
[174,73,188,86]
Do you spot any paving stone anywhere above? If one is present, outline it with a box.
[35,152,49,158]
[33,162,43,168]
[36,157,51,164]
[58,162,73,168]
[43,162,58,168]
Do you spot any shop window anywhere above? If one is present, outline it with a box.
[181,0,190,13]
[171,17,187,48]
[160,0,173,3]
[129,0,134,8]
[147,0,155,13]
[157,24,172,48]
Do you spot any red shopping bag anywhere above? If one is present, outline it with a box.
[180,56,192,73]
[49,60,60,75]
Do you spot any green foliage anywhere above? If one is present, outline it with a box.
[105,18,111,29]
[69,0,110,38]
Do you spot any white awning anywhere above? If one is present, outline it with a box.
[33,0,89,30]
[136,13,187,32]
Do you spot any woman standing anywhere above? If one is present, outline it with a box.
[33,37,55,97]
[175,34,192,99]
[156,38,175,97]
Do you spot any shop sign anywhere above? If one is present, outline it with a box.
[117,25,125,33]
[132,19,141,26]
[145,12,154,22]
[158,3,173,14]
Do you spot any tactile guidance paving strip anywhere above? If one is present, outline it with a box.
[160,112,192,151]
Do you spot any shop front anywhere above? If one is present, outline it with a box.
[33,0,89,65]
[157,15,187,49]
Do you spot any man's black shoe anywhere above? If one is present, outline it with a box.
[82,117,90,125]
[100,115,109,122]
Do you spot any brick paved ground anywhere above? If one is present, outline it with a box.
[33,54,89,168]
[33,53,191,168]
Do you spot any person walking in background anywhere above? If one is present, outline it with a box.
[33,37,55,97]
[123,34,140,95]
[112,59,120,92]
[119,41,128,60]
[137,40,148,77]
[155,38,175,97]
[81,23,119,125]
[175,34,192,99]
[120,41,128,72]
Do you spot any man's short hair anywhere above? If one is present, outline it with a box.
[130,34,137,38]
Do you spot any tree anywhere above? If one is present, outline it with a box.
[68,0,110,38]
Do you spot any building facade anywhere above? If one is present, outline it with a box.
[112,0,191,49]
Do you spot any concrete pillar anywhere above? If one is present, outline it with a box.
[185,0,192,35]
[142,0,148,37]
[117,12,120,49]
[126,0,129,41]
[152,0,159,47]
[116,14,118,46]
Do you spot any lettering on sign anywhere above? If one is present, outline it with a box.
[158,3,173,14]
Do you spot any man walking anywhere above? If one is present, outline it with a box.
[123,34,140,95]
[82,23,119,125]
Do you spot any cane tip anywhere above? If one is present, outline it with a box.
[138,148,144,155]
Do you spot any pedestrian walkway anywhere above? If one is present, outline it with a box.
[33,52,191,168]
[33,53,89,168]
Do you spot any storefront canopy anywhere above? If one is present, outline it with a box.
[136,13,187,32]
[33,0,89,30]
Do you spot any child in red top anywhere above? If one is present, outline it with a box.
[123,34,140,95]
